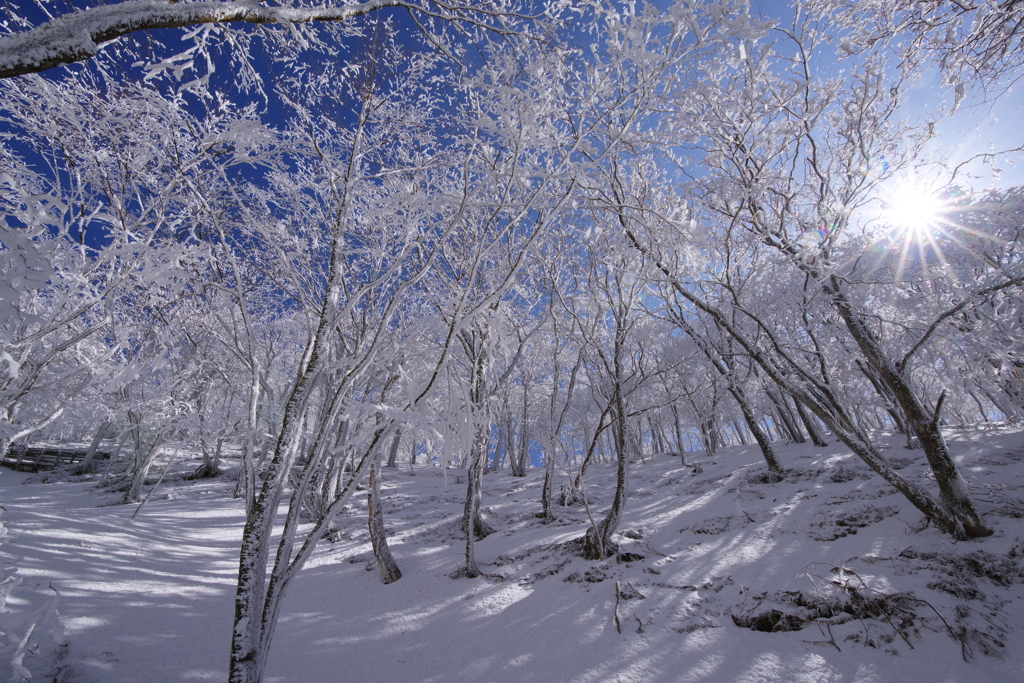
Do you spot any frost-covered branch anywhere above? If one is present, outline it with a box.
[0,0,532,79]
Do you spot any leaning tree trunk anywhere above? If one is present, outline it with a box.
[620,222,990,542]
[767,390,803,443]
[826,275,992,538]
[729,386,783,475]
[368,451,401,584]
[121,433,164,505]
[77,420,111,474]
[793,399,828,447]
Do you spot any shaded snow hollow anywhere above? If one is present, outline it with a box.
[2,427,1024,682]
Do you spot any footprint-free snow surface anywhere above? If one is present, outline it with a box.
[3,427,1024,682]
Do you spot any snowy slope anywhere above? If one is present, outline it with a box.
[2,426,1024,683]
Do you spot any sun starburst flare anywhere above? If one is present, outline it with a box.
[885,186,947,239]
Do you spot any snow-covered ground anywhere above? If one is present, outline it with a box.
[3,426,1024,683]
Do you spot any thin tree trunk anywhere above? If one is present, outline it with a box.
[510,389,529,476]
[968,391,989,423]
[194,437,223,479]
[857,359,910,437]
[794,399,828,447]
[767,390,803,443]
[368,452,401,584]
[730,387,782,475]
[77,420,111,473]
[583,389,628,560]
[583,316,630,561]
[99,429,130,487]
[234,366,262,510]
[671,404,689,468]
[384,428,402,468]
[462,426,494,578]
[572,401,615,491]
[490,423,504,471]
[121,433,165,505]
[732,420,749,446]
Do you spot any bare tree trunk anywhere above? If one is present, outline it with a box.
[699,417,718,455]
[671,404,690,468]
[825,277,992,538]
[857,359,911,438]
[732,420,748,446]
[583,392,628,561]
[121,433,165,505]
[582,313,630,560]
[462,427,494,578]
[767,390,803,443]
[730,387,782,475]
[77,420,111,473]
[193,437,223,479]
[540,446,556,523]
[489,421,505,471]
[572,401,615,493]
[968,391,990,423]
[794,399,828,447]
[510,390,529,476]
[234,366,262,512]
[384,428,402,468]
[368,452,401,584]
[99,429,130,487]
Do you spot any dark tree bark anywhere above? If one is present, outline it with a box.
[670,404,692,469]
[857,359,912,443]
[384,428,402,468]
[730,386,783,476]
[664,308,780,472]
[540,450,556,523]
[794,399,828,447]
[509,389,530,477]
[824,276,992,538]
[732,420,749,446]
[460,329,496,578]
[767,390,803,443]
[462,428,494,578]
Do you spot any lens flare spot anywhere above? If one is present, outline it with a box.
[885,187,945,238]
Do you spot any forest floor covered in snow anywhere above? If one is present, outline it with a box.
[3,426,1024,683]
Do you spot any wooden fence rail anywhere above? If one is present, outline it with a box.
[1,445,111,472]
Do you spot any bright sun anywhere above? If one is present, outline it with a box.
[885,187,946,237]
